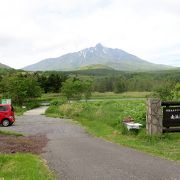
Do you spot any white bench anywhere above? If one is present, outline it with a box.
[124,122,143,130]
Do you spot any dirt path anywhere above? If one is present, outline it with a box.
[2,107,180,180]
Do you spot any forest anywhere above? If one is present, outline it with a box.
[0,68,179,106]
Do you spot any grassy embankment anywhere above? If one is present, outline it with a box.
[14,100,42,116]
[0,131,55,179]
[46,99,180,162]
[0,154,54,180]
[0,130,22,136]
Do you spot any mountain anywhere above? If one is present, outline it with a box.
[79,64,114,70]
[0,62,11,69]
[23,43,173,71]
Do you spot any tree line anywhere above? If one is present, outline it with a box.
[0,69,179,105]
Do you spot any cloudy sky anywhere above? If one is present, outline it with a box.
[0,0,180,69]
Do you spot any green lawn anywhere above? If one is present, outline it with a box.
[0,154,55,180]
[46,100,180,161]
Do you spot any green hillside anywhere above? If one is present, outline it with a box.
[79,64,114,70]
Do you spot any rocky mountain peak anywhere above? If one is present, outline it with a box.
[95,43,103,49]
[23,44,173,71]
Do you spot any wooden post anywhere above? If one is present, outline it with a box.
[146,99,162,135]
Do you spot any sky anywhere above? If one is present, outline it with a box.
[0,0,180,69]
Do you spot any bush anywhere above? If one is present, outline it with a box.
[14,106,26,116]
[25,101,40,110]
[50,98,67,106]
[45,106,60,117]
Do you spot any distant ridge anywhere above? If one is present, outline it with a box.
[0,62,11,69]
[23,43,173,72]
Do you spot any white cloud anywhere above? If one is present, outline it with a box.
[0,0,180,68]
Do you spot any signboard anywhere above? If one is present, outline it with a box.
[163,107,180,127]
[1,99,11,104]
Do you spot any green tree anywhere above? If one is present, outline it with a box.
[37,73,67,93]
[83,80,92,102]
[1,75,42,105]
[113,79,126,93]
[153,83,174,100]
[61,78,92,102]
[173,83,180,100]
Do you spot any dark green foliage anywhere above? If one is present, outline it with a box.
[113,78,127,93]
[0,68,179,104]
[61,78,82,101]
[25,101,41,109]
[61,78,92,101]
[153,83,175,100]
[50,98,67,106]
[83,80,93,101]
[37,72,67,93]
[0,74,42,105]
[66,68,180,93]
[173,83,180,100]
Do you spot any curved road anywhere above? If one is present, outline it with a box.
[3,107,180,180]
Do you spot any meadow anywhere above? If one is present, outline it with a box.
[91,91,151,99]
[46,99,180,161]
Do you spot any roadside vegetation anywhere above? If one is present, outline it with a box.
[0,130,23,136]
[0,131,55,180]
[0,153,55,180]
[0,67,179,178]
[0,70,56,180]
[46,100,180,161]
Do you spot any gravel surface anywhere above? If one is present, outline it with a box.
[0,134,48,154]
[2,107,180,180]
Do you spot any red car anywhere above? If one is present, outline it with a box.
[0,104,15,127]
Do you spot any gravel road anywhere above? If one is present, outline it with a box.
[3,107,180,180]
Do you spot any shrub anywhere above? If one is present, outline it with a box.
[50,98,67,106]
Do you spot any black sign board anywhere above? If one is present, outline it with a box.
[163,107,180,127]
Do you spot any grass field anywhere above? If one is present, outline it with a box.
[39,91,151,102]
[91,91,151,99]
[46,99,180,161]
[0,154,55,180]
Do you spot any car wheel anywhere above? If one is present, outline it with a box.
[2,119,10,127]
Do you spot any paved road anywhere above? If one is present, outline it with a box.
[3,107,180,180]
